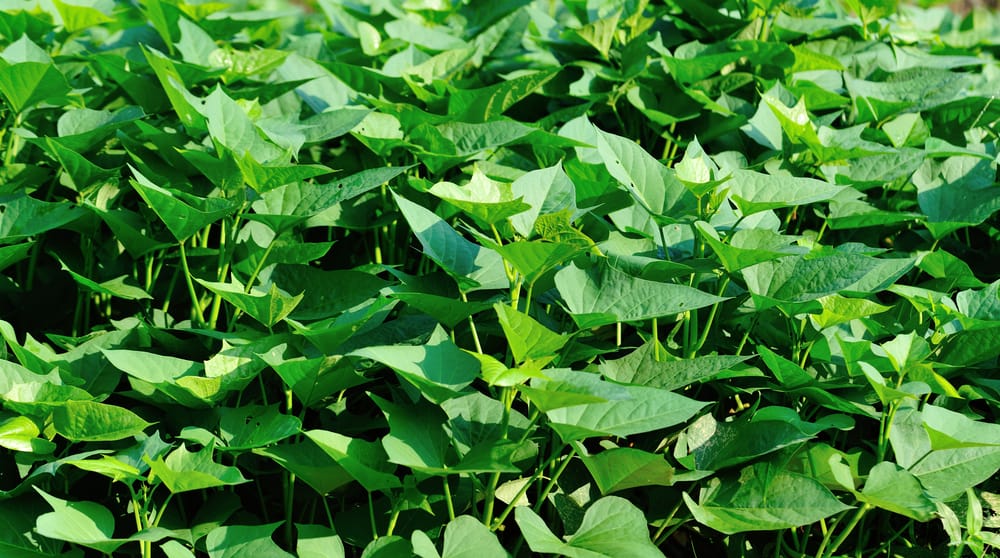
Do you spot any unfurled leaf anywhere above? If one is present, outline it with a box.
[684,462,851,534]
[196,280,303,328]
[555,260,726,328]
[146,444,248,493]
[393,192,508,292]
[530,369,707,441]
[517,496,665,558]
[205,523,294,558]
[350,326,479,403]
[305,429,401,492]
[582,447,675,494]
[495,303,567,365]
[52,401,151,442]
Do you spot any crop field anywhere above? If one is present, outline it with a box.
[1,0,1000,556]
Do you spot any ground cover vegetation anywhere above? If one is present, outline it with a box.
[0,0,999,556]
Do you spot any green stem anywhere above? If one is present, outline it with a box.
[284,472,296,549]
[483,471,501,527]
[531,446,577,513]
[4,112,23,167]
[321,497,335,530]
[443,476,456,521]
[689,276,731,357]
[368,491,378,539]
[461,291,483,354]
[489,445,565,531]
[244,236,277,294]
[385,504,401,536]
[652,498,684,545]
[652,318,660,361]
[816,504,872,558]
[178,239,205,327]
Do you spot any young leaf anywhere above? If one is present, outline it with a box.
[146,444,249,493]
[555,260,727,328]
[495,303,568,365]
[129,166,242,242]
[516,496,665,558]
[532,369,708,441]
[858,462,936,521]
[205,523,294,558]
[350,327,480,403]
[684,462,851,534]
[52,400,151,442]
[304,429,401,492]
[581,447,675,494]
[393,192,508,292]
[195,280,304,328]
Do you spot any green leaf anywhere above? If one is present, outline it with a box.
[235,152,334,194]
[0,415,54,453]
[858,462,936,521]
[914,155,1000,238]
[600,340,751,390]
[439,516,508,558]
[256,441,354,495]
[681,409,851,471]
[304,429,401,492]
[216,404,301,451]
[495,303,568,365]
[350,326,479,403]
[428,171,530,225]
[371,394,449,473]
[146,444,248,494]
[361,536,413,558]
[393,192,508,292]
[34,487,172,553]
[695,222,806,273]
[448,69,559,122]
[922,404,1000,450]
[52,0,113,33]
[142,45,207,131]
[129,166,242,242]
[196,280,303,328]
[684,462,851,534]
[581,447,675,494]
[205,523,294,558]
[57,258,152,301]
[0,242,33,273]
[811,295,891,329]
[743,252,886,309]
[259,348,369,407]
[516,496,665,558]
[555,260,727,328]
[204,86,284,163]
[594,125,695,226]
[0,193,85,243]
[52,400,151,442]
[725,169,846,216]
[509,163,578,238]
[0,36,71,112]
[531,369,708,441]
[296,524,345,558]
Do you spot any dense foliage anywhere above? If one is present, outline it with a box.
[1,0,1000,556]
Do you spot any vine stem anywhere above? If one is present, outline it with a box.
[178,239,205,327]
[443,476,456,521]
[816,504,871,558]
[688,276,730,358]
[489,444,570,531]
[531,446,577,513]
[460,291,483,354]
[652,498,684,545]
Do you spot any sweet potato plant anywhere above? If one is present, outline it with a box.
[1,0,1000,556]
